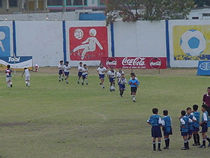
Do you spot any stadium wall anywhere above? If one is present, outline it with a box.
[113,21,166,58]
[16,21,64,66]
[0,20,209,67]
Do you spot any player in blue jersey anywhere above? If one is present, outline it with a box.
[147,108,162,151]
[5,65,12,88]
[180,110,192,150]
[199,104,210,148]
[82,64,88,86]
[162,110,172,149]
[186,107,197,142]
[118,73,127,97]
[192,105,200,146]
[58,60,64,82]
[77,62,83,84]
[128,73,140,102]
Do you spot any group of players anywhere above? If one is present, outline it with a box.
[5,65,31,88]
[58,61,140,102]
[147,104,210,151]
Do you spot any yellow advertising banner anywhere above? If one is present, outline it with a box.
[173,25,210,60]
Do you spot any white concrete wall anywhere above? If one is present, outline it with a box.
[16,21,63,66]
[114,21,166,58]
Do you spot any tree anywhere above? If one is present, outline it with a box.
[194,0,210,7]
[105,0,194,24]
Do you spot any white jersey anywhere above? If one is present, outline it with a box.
[58,64,64,71]
[82,67,88,75]
[64,65,71,73]
[78,65,83,72]
[97,67,107,75]
[116,71,125,79]
[107,70,116,79]
[24,69,30,77]
[118,77,127,85]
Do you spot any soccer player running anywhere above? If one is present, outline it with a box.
[118,73,127,97]
[82,64,88,85]
[5,65,12,88]
[22,67,31,87]
[97,63,107,89]
[58,60,64,82]
[77,62,83,84]
[64,61,71,84]
[128,73,140,102]
[107,67,116,92]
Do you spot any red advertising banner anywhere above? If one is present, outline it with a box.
[69,26,108,61]
[101,57,167,69]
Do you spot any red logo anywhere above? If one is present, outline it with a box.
[69,27,108,61]
[106,57,117,68]
[150,58,162,69]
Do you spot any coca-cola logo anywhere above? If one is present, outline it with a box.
[122,57,146,66]
[106,57,117,68]
[150,58,162,69]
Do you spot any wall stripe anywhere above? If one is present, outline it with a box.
[110,22,115,57]
[62,21,67,62]
[12,20,17,57]
[165,20,170,68]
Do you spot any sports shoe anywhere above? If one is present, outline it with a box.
[199,145,206,148]
[181,147,188,150]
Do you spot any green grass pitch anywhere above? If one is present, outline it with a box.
[0,69,209,158]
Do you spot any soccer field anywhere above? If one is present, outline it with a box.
[0,68,209,158]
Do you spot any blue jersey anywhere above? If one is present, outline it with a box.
[147,114,162,127]
[186,113,195,131]
[180,116,191,133]
[193,111,200,128]
[128,79,140,88]
[162,116,172,127]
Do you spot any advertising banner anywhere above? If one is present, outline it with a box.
[69,26,108,61]
[173,25,210,61]
[101,57,167,69]
[0,56,33,70]
[197,61,210,76]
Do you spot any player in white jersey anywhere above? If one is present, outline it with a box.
[97,63,107,88]
[107,67,116,92]
[5,65,12,87]
[64,61,71,84]
[58,60,64,82]
[116,68,125,82]
[77,62,83,84]
[82,64,88,85]
[118,73,127,97]
[22,68,31,87]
